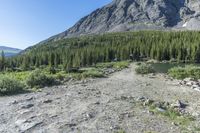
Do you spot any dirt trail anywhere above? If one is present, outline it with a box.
[0,64,200,133]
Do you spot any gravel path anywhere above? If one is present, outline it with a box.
[0,64,200,133]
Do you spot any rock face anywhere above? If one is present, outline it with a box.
[45,0,200,42]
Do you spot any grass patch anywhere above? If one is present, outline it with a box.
[0,61,128,95]
[66,68,104,80]
[135,63,155,74]
[147,103,195,129]
[168,65,200,79]
[115,129,126,133]
[0,71,30,82]
[194,126,200,132]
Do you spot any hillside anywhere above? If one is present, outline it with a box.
[9,31,200,70]
[43,0,200,43]
[0,46,21,57]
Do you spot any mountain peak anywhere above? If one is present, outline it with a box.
[45,0,200,42]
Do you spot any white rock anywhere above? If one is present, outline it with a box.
[194,87,200,92]
[186,81,193,86]
[191,85,199,89]
[184,78,193,82]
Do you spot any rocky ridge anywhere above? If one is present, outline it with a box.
[45,0,200,42]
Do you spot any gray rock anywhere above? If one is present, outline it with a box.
[25,97,34,101]
[194,87,200,92]
[191,84,199,89]
[42,99,53,104]
[21,103,34,109]
[10,100,18,105]
[136,96,146,102]
[156,107,166,113]
[15,119,42,132]
[171,100,186,109]
[186,81,194,86]
[183,78,193,82]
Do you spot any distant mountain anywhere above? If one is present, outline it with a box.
[0,46,22,57]
[42,0,200,43]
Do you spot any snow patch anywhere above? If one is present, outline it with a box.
[182,22,188,27]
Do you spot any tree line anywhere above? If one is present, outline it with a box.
[2,31,200,71]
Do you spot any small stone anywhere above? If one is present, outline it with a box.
[10,100,18,105]
[94,101,100,105]
[45,92,51,96]
[156,107,166,112]
[86,113,94,119]
[42,99,53,104]
[66,123,77,128]
[25,97,34,101]
[21,104,34,109]
[171,100,186,109]
[136,96,146,102]
[18,109,32,115]
[121,96,128,100]
[186,81,193,86]
[179,80,186,85]
[143,99,154,106]
[191,84,199,89]
[184,78,193,82]
[172,122,178,126]
[194,87,200,92]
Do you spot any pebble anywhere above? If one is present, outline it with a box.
[171,100,186,109]
[194,87,200,92]
[136,96,146,102]
[10,100,18,105]
[21,104,34,109]
[156,107,166,113]
[94,101,100,105]
[42,99,53,104]
[25,97,34,101]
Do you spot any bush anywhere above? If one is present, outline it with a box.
[82,69,104,78]
[0,76,25,95]
[113,61,129,69]
[26,69,57,88]
[135,63,155,74]
[168,65,200,79]
[96,61,129,69]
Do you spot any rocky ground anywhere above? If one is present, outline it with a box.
[1,64,200,133]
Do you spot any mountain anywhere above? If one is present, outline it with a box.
[44,0,200,42]
[0,46,22,57]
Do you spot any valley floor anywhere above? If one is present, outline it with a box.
[1,64,200,133]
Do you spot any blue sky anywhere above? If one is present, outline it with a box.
[0,0,111,49]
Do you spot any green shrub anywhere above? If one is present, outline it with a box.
[168,65,200,79]
[96,61,129,70]
[82,69,104,78]
[135,63,155,74]
[26,69,57,88]
[0,76,25,95]
[68,69,104,80]
[96,62,114,68]
[113,61,129,69]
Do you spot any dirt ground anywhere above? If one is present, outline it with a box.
[1,64,200,133]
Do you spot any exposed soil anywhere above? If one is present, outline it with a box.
[1,64,200,133]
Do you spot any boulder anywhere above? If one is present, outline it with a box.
[191,84,199,89]
[171,100,186,109]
